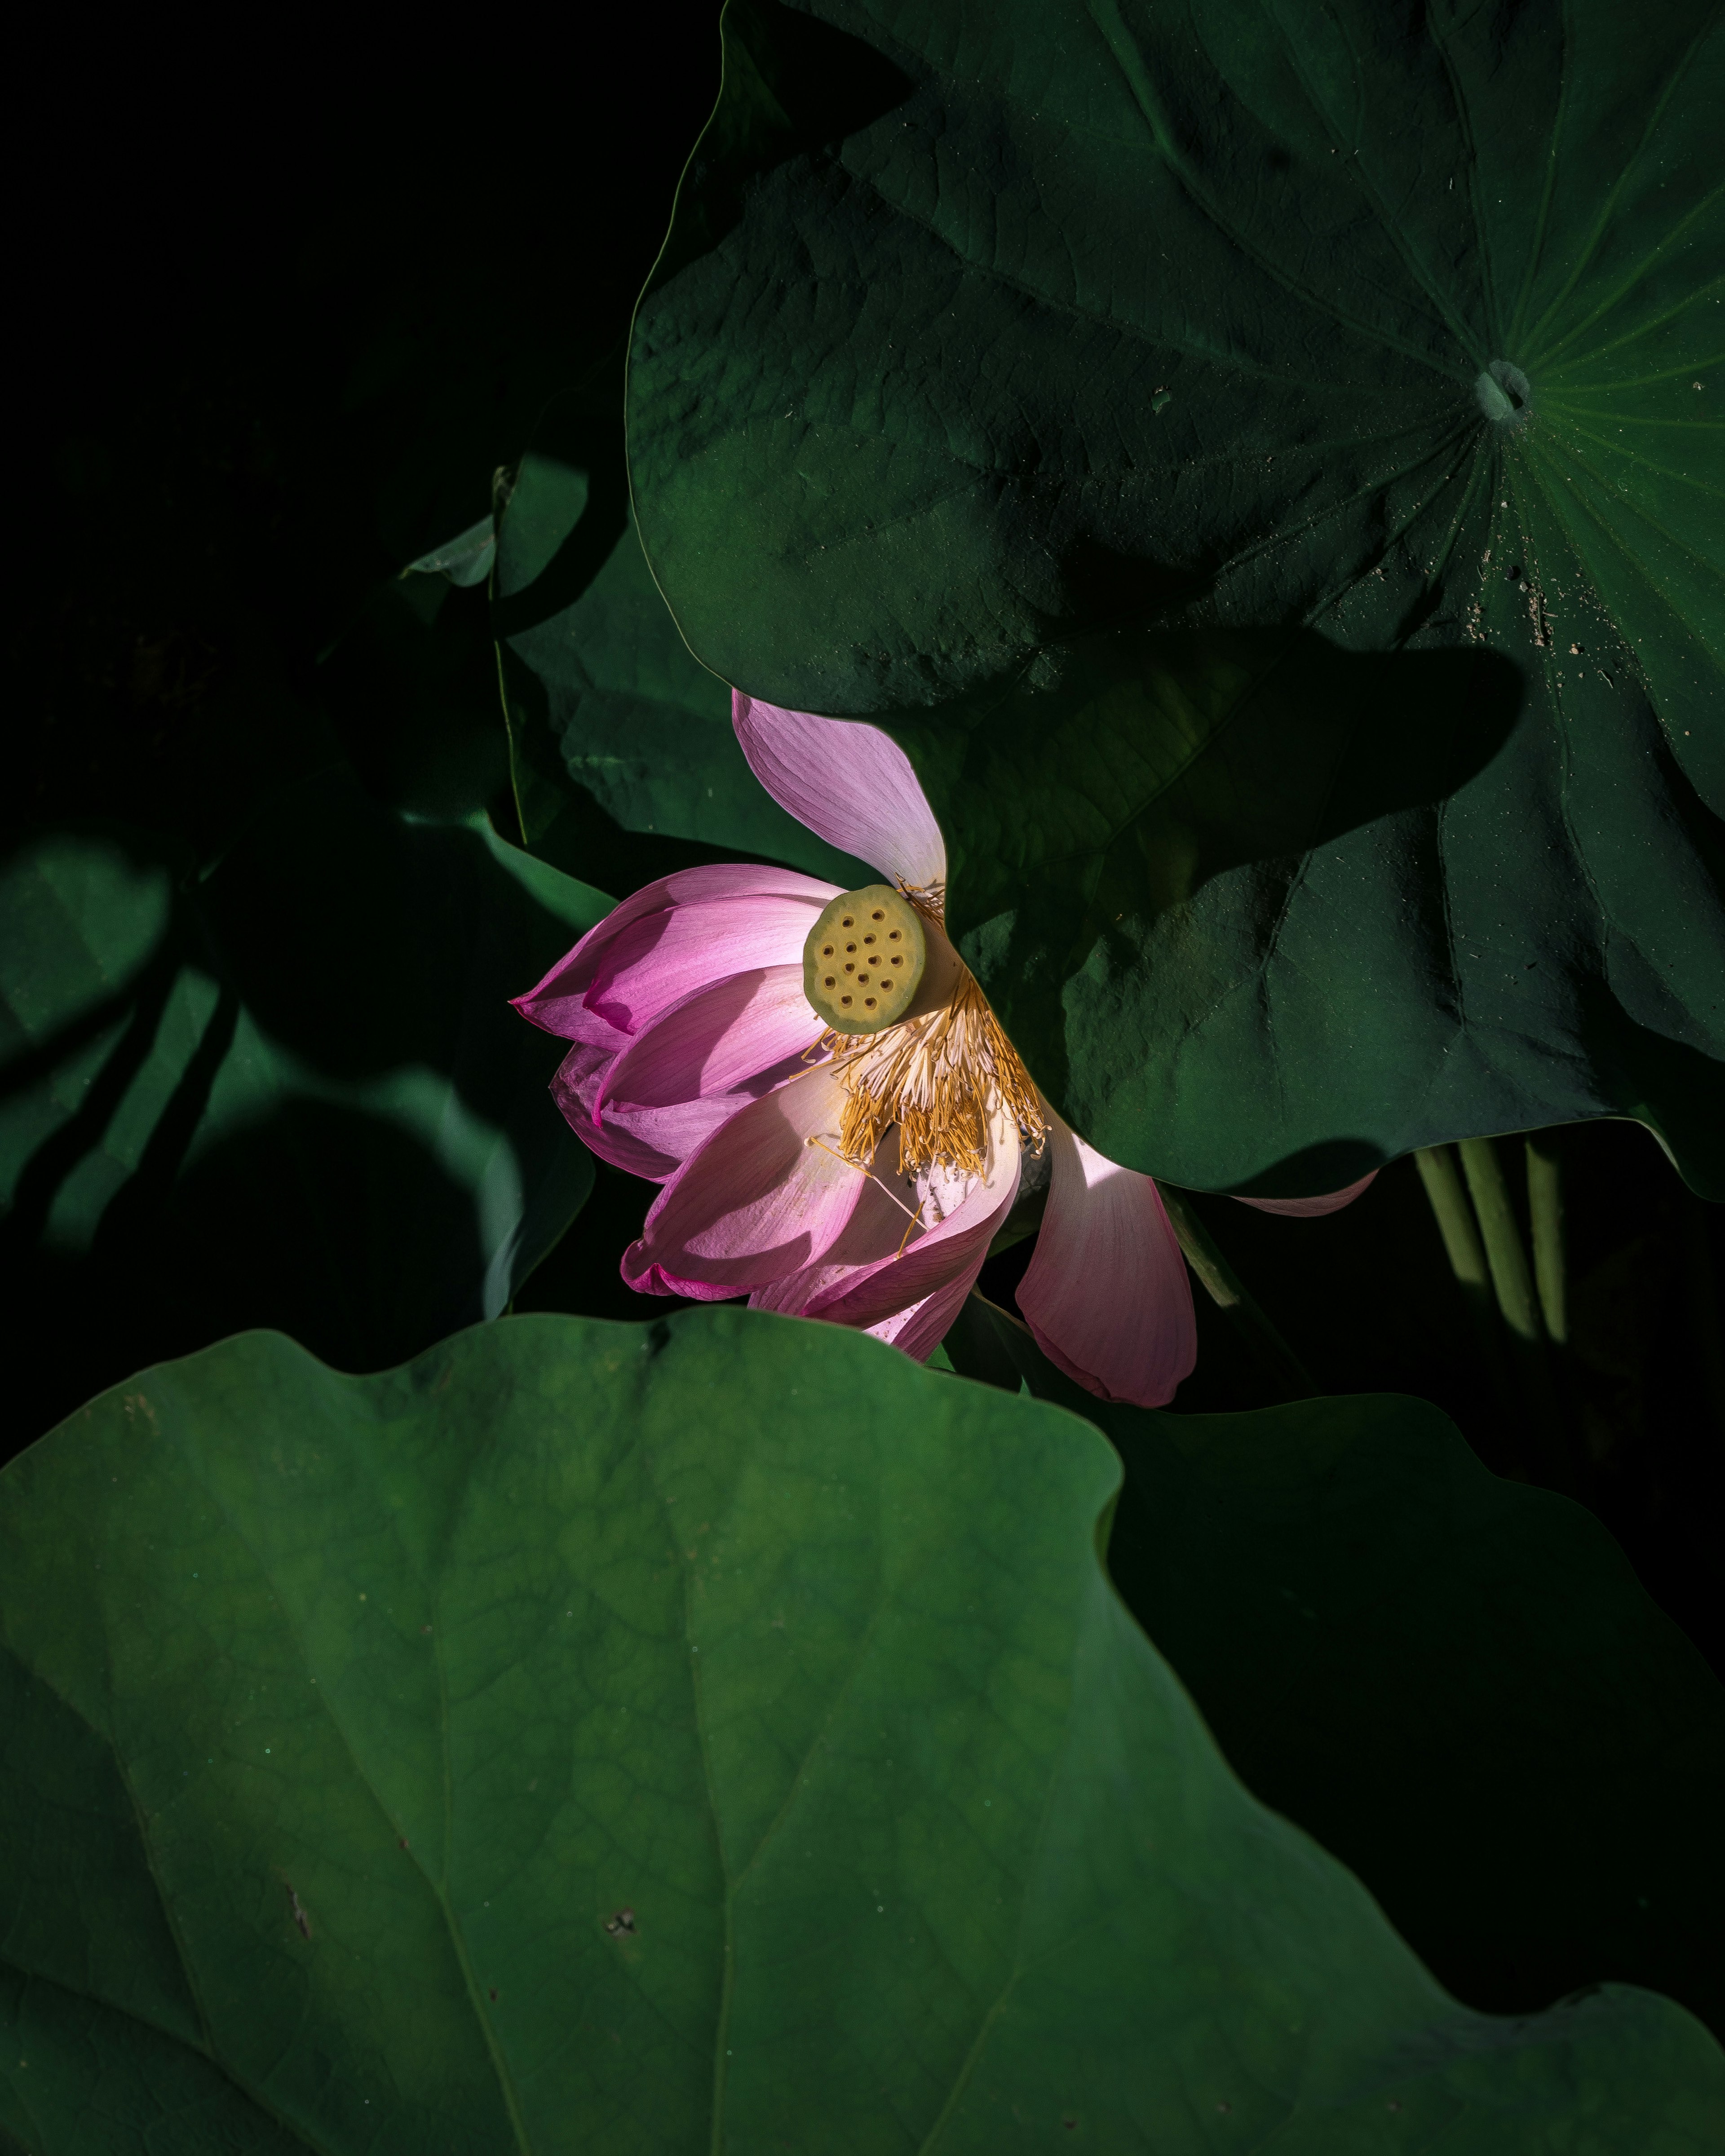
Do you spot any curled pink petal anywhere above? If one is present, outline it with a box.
[513,862,837,1040]
[548,1044,663,1175]
[626,1259,745,1303]
[748,1143,913,1317]
[752,1119,1017,1355]
[734,692,947,892]
[625,1066,867,1292]
[600,967,823,1115]
[807,1124,1020,1333]
[1233,1171,1379,1218]
[867,1268,983,1364]
[1017,1116,1195,1409]
[549,1042,761,1182]
[585,894,827,1040]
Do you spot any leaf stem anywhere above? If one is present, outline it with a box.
[1459,1137,1542,1343]
[1415,1144,1527,1475]
[1156,1186,1314,1401]
[1415,1145,1493,1309]
[1525,1132,1567,1345]
[1458,1136,1574,1492]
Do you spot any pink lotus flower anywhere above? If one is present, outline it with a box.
[514,695,1372,1406]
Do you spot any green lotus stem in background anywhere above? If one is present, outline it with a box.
[1458,1136,1573,1490]
[1458,1138,1543,1343]
[1157,1187,1314,1401]
[1414,1142,1517,1383]
[1525,1132,1567,1346]
[1414,1145,1493,1309]
[1415,1143,1533,1477]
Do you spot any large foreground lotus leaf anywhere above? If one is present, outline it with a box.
[942,1297,1725,2036]
[3,1312,1722,2151]
[628,0,1725,1195]
[0,772,608,1446]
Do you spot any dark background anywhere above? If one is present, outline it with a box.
[10,6,1721,1674]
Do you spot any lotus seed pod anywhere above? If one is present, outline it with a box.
[802,884,928,1035]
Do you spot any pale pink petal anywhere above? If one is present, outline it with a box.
[748,1135,911,1316]
[532,989,632,1056]
[1233,1171,1379,1217]
[806,1120,1021,1333]
[753,1117,1017,1352]
[585,895,827,1040]
[1017,1116,1195,1409]
[513,862,837,1040]
[867,1268,981,1364]
[734,692,947,892]
[600,967,823,1114]
[624,1065,867,1292]
[624,1259,744,1304]
[549,972,828,1185]
[603,1098,752,1183]
[549,1043,708,1180]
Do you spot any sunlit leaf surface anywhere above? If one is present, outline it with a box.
[2,1311,1721,2150]
[629,0,1725,1193]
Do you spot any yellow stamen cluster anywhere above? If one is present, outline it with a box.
[820,945,1044,1179]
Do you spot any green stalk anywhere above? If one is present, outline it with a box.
[1415,1144,1528,1480]
[1459,1137,1542,1343]
[1156,1185,1314,1401]
[1525,1132,1567,1346]
[1415,1145,1493,1307]
[1459,1135,1573,1489]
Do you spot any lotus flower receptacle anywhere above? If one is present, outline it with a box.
[803,884,927,1034]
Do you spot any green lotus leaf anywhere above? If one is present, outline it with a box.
[945,1293,1725,2037]
[0,773,608,1445]
[628,0,1725,1194]
[3,1310,1721,2150]
[492,429,872,889]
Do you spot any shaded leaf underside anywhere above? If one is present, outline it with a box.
[0,775,609,1440]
